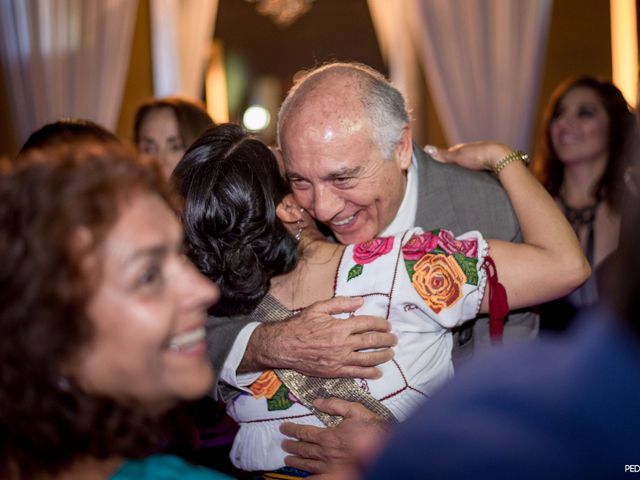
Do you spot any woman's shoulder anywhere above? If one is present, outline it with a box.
[112,454,232,480]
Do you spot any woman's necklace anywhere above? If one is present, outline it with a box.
[557,194,599,306]
[557,195,598,234]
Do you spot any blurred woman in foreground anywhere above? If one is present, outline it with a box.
[0,142,230,479]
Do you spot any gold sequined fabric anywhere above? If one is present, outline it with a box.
[251,294,397,427]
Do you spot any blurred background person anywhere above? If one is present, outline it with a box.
[16,118,120,160]
[134,97,215,178]
[0,142,230,479]
[532,75,637,331]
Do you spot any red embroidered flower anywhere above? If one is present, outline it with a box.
[352,236,394,264]
[437,230,478,257]
[412,253,466,313]
[402,232,439,260]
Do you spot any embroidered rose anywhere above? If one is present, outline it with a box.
[412,253,466,313]
[249,370,282,399]
[352,236,394,264]
[437,230,478,257]
[402,232,439,260]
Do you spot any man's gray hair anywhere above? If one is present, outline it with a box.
[277,62,410,160]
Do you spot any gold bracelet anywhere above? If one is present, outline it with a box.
[493,151,529,176]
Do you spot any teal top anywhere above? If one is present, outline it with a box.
[111,454,233,479]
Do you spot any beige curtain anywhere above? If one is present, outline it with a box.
[150,0,219,98]
[367,0,420,109]
[0,0,138,144]
[367,0,553,151]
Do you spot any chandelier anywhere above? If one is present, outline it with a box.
[247,0,315,27]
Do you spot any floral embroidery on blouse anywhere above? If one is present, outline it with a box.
[249,370,294,411]
[411,253,466,313]
[348,236,394,281]
[435,229,478,257]
[402,233,439,260]
[403,229,480,312]
[250,371,281,398]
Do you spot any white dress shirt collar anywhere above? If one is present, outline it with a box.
[380,152,418,237]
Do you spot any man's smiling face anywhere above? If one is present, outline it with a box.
[281,96,411,245]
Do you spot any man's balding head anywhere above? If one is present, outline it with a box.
[276,63,413,244]
[278,62,410,161]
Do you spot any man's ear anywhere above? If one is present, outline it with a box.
[276,193,303,223]
[395,125,413,170]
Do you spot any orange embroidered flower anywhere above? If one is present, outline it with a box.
[412,253,466,313]
[249,370,282,399]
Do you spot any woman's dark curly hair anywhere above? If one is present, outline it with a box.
[532,75,638,210]
[0,142,177,478]
[172,123,298,316]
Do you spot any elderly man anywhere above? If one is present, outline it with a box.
[208,62,538,472]
[278,62,537,358]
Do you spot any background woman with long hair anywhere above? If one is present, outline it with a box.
[532,75,637,329]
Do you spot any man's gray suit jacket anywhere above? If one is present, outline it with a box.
[205,145,539,398]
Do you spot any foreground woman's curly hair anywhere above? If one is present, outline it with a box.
[172,123,298,316]
[0,142,174,478]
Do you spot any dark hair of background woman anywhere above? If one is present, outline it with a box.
[532,75,637,210]
[172,123,298,317]
[0,143,176,478]
[134,97,214,149]
[17,118,120,158]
